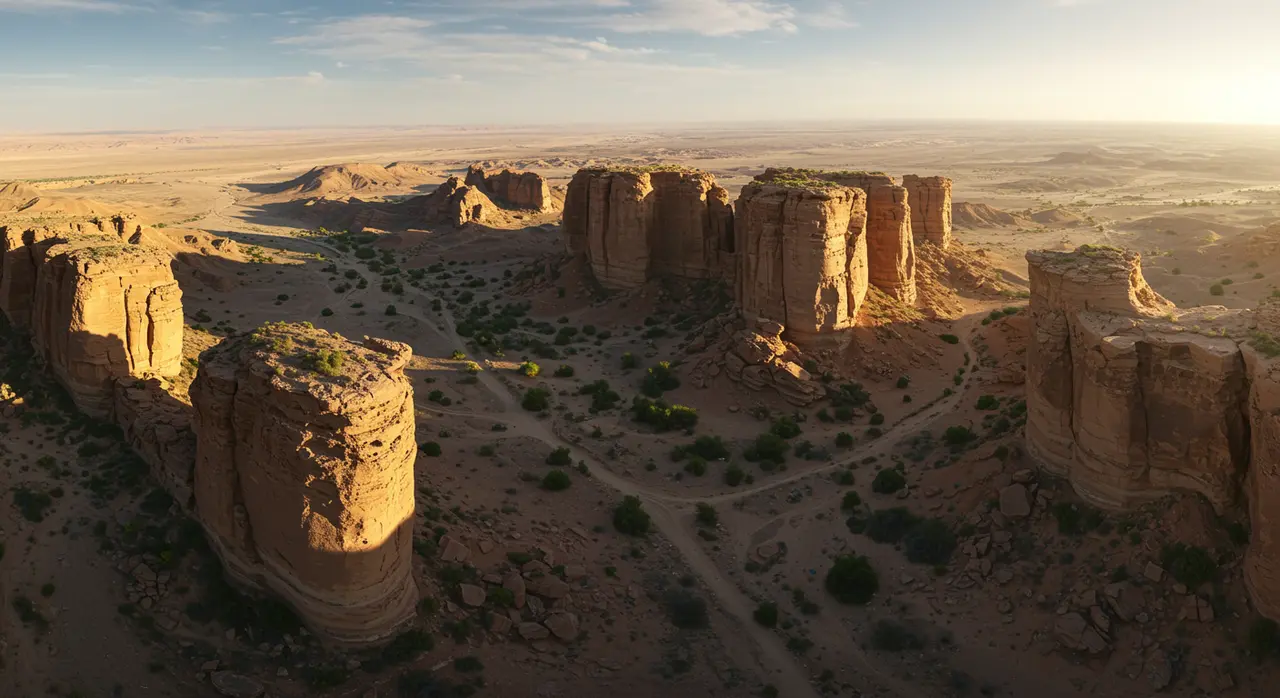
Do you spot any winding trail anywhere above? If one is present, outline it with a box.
[202,191,982,698]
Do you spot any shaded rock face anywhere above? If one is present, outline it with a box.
[1023,245,1280,622]
[190,324,418,646]
[114,378,197,508]
[903,175,953,249]
[465,166,552,212]
[0,225,62,327]
[736,179,866,345]
[753,168,915,306]
[29,239,183,418]
[864,185,917,304]
[562,168,735,289]
[405,177,497,228]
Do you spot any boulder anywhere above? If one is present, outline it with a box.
[721,324,825,406]
[210,672,264,698]
[459,584,486,608]
[190,323,418,647]
[998,484,1032,518]
[543,613,578,641]
[518,622,550,641]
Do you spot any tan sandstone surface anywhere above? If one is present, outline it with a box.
[465,165,553,212]
[1024,244,1280,622]
[903,174,954,249]
[563,167,734,289]
[190,323,419,647]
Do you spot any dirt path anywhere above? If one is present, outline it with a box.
[202,193,983,698]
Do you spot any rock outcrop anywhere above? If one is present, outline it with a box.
[29,238,183,418]
[190,323,418,646]
[721,321,825,405]
[114,378,197,507]
[0,225,62,327]
[1023,244,1280,622]
[736,175,866,345]
[562,167,734,290]
[903,175,953,249]
[753,168,916,305]
[405,177,497,228]
[466,166,553,212]
[864,184,917,304]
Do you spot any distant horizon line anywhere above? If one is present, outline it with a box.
[5,116,1280,138]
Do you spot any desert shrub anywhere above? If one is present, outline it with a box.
[613,496,651,536]
[695,503,718,527]
[865,508,921,543]
[1160,543,1218,588]
[943,426,977,449]
[896,376,910,389]
[825,554,879,605]
[320,308,334,317]
[522,388,551,412]
[724,463,745,487]
[1210,283,1225,296]
[354,247,376,259]
[546,447,572,466]
[1052,502,1105,536]
[835,469,854,485]
[939,334,960,344]
[975,395,1000,410]
[641,361,681,397]
[870,619,926,652]
[744,432,790,465]
[903,519,957,565]
[1249,617,1280,660]
[770,416,802,439]
[830,382,870,409]
[554,364,575,378]
[420,442,442,457]
[687,435,730,460]
[518,361,541,377]
[683,457,707,476]
[869,413,885,426]
[304,349,346,377]
[841,491,862,511]
[664,589,709,629]
[835,432,854,448]
[541,470,571,491]
[579,380,621,412]
[871,469,907,494]
[753,601,779,628]
[631,397,698,432]
[621,352,638,370]
[385,304,398,316]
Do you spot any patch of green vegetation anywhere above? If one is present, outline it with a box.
[303,349,346,377]
[613,496,651,536]
[695,503,718,527]
[631,397,698,432]
[1160,543,1218,588]
[871,469,906,494]
[825,554,879,605]
[545,447,572,466]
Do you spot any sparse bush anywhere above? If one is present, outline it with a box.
[836,432,854,448]
[841,491,862,511]
[870,619,926,652]
[385,304,398,316]
[518,361,541,377]
[869,413,885,426]
[522,388,551,412]
[903,519,957,565]
[753,601,779,628]
[896,376,910,389]
[541,470,571,491]
[1160,543,1218,589]
[631,397,698,432]
[546,447,572,466]
[1249,617,1280,661]
[770,416,802,439]
[613,496,651,536]
[554,364,575,378]
[664,589,709,629]
[825,554,879,605]
[695,503,718,527]
[621,352,638,370]
[420,442,442,457]
[304,349,346,377]
[871,469,907,494]
[939,334,960,345]
[744,432,790,465]
[1210,283,1225,296]
[642,361,681,397]
[975,395,999,410]
[725,463,746,487]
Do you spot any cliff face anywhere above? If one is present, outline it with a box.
[562,168,734,290]
[406,177,498,228]
[736,179,866,344]
[1024,245,1280,622]
[465,166,552,212]
[865,185,917,304]
[903,175,953,249]
[190,324,418,646]
[0,225,62,327]
[754,169,917,306]
[29,238,183,418]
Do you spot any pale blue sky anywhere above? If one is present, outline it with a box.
[1,0,1277,131]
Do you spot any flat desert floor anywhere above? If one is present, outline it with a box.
[1,122,1279,698]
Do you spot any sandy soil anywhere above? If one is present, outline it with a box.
[2,122,1279,698]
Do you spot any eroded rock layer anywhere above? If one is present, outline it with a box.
[1023,244,1280,622]
[736,178,866,344]
[465,165,553,212]
[562,168,734,290]
[190,323,418,646]
[903,175,953,249]
[865,185,917,304]
[29,238,183,418]
[405,176,497,228]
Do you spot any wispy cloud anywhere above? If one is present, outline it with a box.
[800,2,857,29]
[600,0,798,36]
[0,0,139,12]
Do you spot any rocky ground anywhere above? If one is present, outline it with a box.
[3,124,1280,698]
